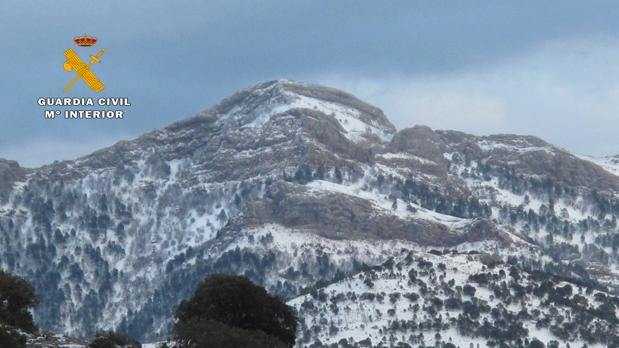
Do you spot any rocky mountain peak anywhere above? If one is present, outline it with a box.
[36,80,396,181]
[203,79,396,143]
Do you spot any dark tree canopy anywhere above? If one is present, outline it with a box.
[528,338,545,348]
[88,331,141,348]
[175,274,297,348]
[0,271,38,333]
[0,326,26,348]
[175,319,287,348]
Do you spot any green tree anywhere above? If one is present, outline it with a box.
[0,271,38,332]
[174,274,297,348]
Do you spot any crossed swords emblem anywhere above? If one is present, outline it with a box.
[63,48,106,93]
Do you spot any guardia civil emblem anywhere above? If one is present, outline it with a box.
[63,34,106,93]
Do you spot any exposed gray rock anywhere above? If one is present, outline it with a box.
[0,158,25,198]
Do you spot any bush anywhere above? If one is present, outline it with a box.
[463,284,476,297]
[175,274,297,348]
[528,338,545,348]
[0,326,26,348]
[88,331,141,348]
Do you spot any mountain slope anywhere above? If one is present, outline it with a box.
[0,80,619,346]
[290,250,619,347]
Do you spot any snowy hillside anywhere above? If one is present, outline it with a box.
[290,250,619,347]
[1,80,619,346]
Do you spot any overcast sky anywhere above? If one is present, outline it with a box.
[2,1,619,167]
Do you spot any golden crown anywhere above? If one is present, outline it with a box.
[74,33,97,47]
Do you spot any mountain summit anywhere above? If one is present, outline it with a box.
[2,80,619,346]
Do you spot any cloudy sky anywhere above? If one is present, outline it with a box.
[2,1,619,167]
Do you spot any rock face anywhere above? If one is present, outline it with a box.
[1,80,619,345]
[0,159,25,197]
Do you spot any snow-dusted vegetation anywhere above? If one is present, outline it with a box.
[1,80,619,347]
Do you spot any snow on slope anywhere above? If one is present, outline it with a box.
[238,80,393,143]
[284,93,392,143]
[477,139,554,155]
[579,154,619,177]
[306,179,467,227]
[290,251,617,347]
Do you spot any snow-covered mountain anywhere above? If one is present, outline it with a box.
[2,80,619,346]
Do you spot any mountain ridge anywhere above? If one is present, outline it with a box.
[2,80,619,346]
